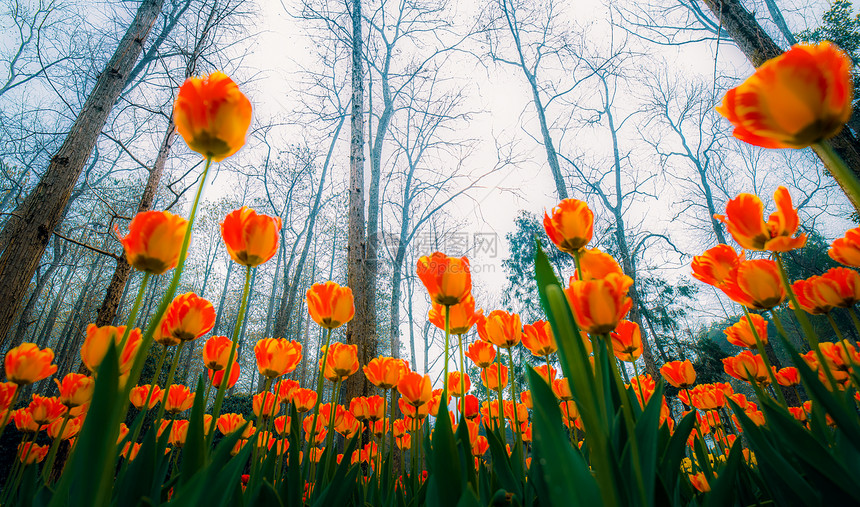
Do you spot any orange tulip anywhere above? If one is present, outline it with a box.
[254,338,302,379]
[217,413,253,438]
[543,199,594,254]
[447,371,471,397]
[565,273,633,335]
[716,43,852,149]
[691,244,744,290]
[534,364,557,383]
[574,248,624,281]
[221,207,282,267]
[18,442,49,465]
[820,267,860,307]
[460,394,480,419]
[464,341,495,368]
[629,374,657,408]
[829,227,860,266]
[723,351,770,383]
[560,400,579,421]
[724,314,768,348]
[54,373,94,408]
[349,397,370,421]
[253,392,278,419]
[714,187,806,252]
[688,472,710,493]
[129,384,163,410]
[428,294,480,335]
[48,415,83,440]
[400,397,431,419]
[337,411,361,439]
[154,292,215,345]
[274,415,291,436]
[174,71,252,162]
[610,320,642,362]
[520,390,533,409]
[28,395,66,425]
[202,335,233,371]
[4,343,57,386]
[293,389,318,412]
[775,366,800,386]
[551,378,573,401]
[0,382,17,411]
[80,324,142,375]
[363,356,407,390]
[169,419,190,447]
[209,360,240,389]
[416,252,472,306]
[791,275,840,314]
[116,211,188,275]
[483,310,522,349]
[721,259,786,310]
[480,363,509,390]
[522,320,557,356]
[660,360,696,389]
[306,281,355,329]
[324,342,359,381]
[366,396,387,422]
[397,372,432,407]
[164,385,194,414]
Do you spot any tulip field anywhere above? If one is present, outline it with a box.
[3,18,860,507]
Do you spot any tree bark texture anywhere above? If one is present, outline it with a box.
[0,0,164,345]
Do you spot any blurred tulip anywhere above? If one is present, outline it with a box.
[208,360,240,389]
[80,324,141,375]
[28,395,65,425]
[174,71,252,162]
[447,371,471,397]
[716,43,852,149]
[724,314,768,348]
[0,382,16,411]
[534,364,557,384]
[776,366,801,387]
[723,351,770,384]
[217,413,253,438]
[129,384,163,410]
[221,207,282,267]
[791,276,840,314]
[5,343,57,386]
[574,248,624,281]
[829,227,860,267]
[688,472,710,493]
[18,442,49,465]
[551,378,573,401]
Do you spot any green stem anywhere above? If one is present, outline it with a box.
[846,307,860,344]
[207,264,252,446]
[458,334,467,422]
[493,346,506,448]
[125,345,169,456]
[506,347,523,473]
[153,341,186,426]
[0,386,20,442]
[251,378,274,478]
[322,378,342,481]
[119,157,213,418]
[41,414,70,482]
[4,430,38,503]
[813,140,860,213]
[305,327,333,483]
[443,306,450,401]
[117,272,151,353]
[387,387,395,468]
[743,309,786,406]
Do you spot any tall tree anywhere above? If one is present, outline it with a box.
[0,0,164,344]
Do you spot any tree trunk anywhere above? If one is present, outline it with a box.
[700,0,860,213]
[0,0,164,345]
[343,0,373,403]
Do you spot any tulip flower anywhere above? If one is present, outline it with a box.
[252,392,277,420]
[720,259,786,310]
[336,412,361,439]
[565,273,634,335]
[520,390,533,409]
[522,320,557,356]
[208,361,240,389]
[534,364,557,383]
[293,389,318,412]
[714,187,806,252]
[416,252,472,306]
[460,394,480,419]
[306,281,355,329]
[254,338,302,378]
[791,275,840,314]
[543,198,594,254]
[723,351,770,384]
[551,378,573,401]
[574,248,624,280]
[629,374,657,408]
[80,324,142,375]
[465,341,496,368]
[363,356,407,390]
[660,360,697,389]
[323,342,359,381]
[0,383,16,411]
[12,408,39,433]
[688,472,710,493]
[48,415,83,440]
[202,335,233,371]
[164,385,194,414]
[397,372,432,407]
[716,43,852,150]
[829,227,860,267]
[274,415,291,436]
[18,442,49,465]
[480,363,509,390]
[776,366,800,386]
[130,384,163,410]
[691,244,744,290]
[447,371,471,397]
[473,435,490,456]
[610,320,642,362]
[560,401,579,422]
[365,395,386,421]
[483,310,522,349]
[154,292,215,344]
[116,211,188,275]
[820,267,860,307]
[174,71,252,162]
[4,343,57,386]
[54,373,94,409]
[724,314,768,348]
[217,413,253,438]
[275,378,300,404]
[221,207,282,267]
[28,395,66,425]
[428,294,480,335]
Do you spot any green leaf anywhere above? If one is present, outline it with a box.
[180,375,208,486]
[703,438,743,507]
[426,402,462,507]
[526,367,600,506]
